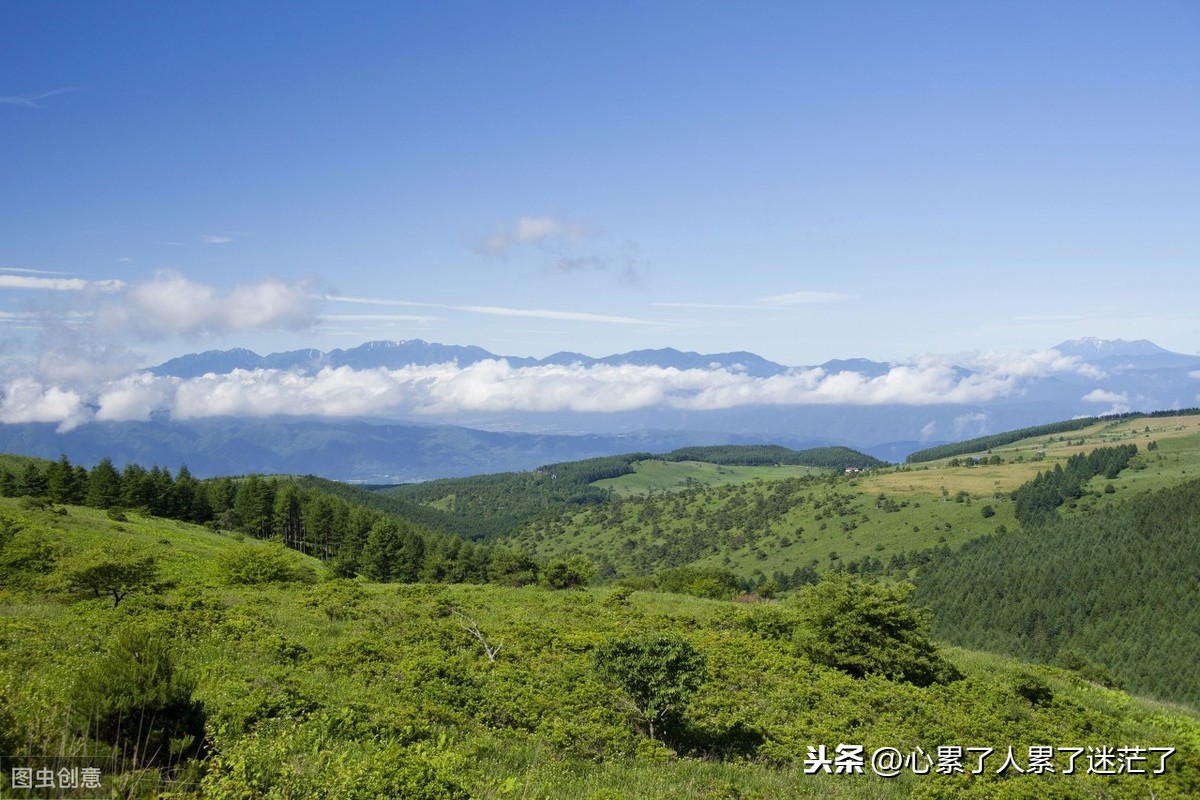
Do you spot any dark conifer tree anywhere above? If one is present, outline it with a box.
[86,458,122,508]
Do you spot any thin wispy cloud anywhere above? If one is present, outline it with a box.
[654,291,856,311]
[323,295,434,308]
[758,291,858,306]
[651,301,763,310]
[325,295,662,326]
[0,310,89,324]
[452,305,659,326]
[0,275,123,292]
[475,215,588,259]
[0,87,77,109]
[199,231,249,244]
[0,267,73,275]
[321,314,436,323]
[472,215,644,283]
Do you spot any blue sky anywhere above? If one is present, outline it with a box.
[3,0,1198,381]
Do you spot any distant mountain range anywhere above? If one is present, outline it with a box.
[149,336,1193,380]
[149,339,803,379]
[2,337,1197,481]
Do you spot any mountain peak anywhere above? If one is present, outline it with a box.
[1052,338,1171,358]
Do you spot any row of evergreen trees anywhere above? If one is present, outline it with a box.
[0,455,572,589]
[1010,444,1137,527]
[914,476,1200,706]
[0,456,208,520]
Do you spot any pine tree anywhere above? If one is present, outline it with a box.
[86,458,122,508]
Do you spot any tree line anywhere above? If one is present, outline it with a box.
[660,445,884,470]
[0,455,594,590]
[1010,444,1137,528]
[913,476,1200,706]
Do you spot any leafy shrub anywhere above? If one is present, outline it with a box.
[1012,672,1054,707]
[212,668,320,738]
[303,578,369,620]
[591,633,707,740]
[0,513,22,549]
[794,573,960,687]
[542,555,598,589]
[200,720,469,800]
[601,584,636,608]
[657,565,742,600]
[0,525,59,588]
[488,546,540,587]
[219,542,300,585]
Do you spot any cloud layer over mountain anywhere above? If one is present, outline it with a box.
[0,347,1122,432]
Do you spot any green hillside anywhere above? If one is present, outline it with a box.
[378,445,883,539]
[1,498,1197,798]
[913,476,1200,708]
[503,414,1200,586]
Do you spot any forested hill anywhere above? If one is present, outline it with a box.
[661,445,884,470]
[378,445,881,538]
[913,476,1200,707]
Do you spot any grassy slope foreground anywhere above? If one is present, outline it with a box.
[1,499,1198,799]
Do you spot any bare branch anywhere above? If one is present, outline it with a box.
[451,608,502,662]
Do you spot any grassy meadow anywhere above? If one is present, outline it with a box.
[1,495,1198,798]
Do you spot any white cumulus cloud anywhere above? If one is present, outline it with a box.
[1081,389,1130,404]
[95,373,176,422]
[0,378,90,431]
[92,270,320,339]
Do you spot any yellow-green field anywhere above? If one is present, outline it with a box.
[857,413,1200,499]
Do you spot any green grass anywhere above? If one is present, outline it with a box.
[3,500,1199,798]
[6,416,1200,796]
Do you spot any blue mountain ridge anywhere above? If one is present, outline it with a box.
[149,339,883,379]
